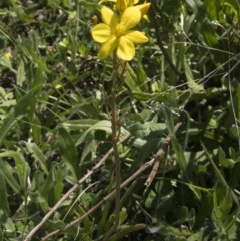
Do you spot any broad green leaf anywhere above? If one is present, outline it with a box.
[97,179,115,236]
[132,89,177,102]
[173,206,195,226]
[61,119,98,130]
[236,84,240,122]
[16,60,25,86]
[0,160,20,193]
[57,127,81,181]
[202,144,228,186]
[0,84,42,146]
[222,1,239,22]
[52,167,64,202]
[0,173,10,215]
[119,207,128,225]
[20,43,50,73]
[80,135,97,163]
[202,25,219,46]
[108,224,146,241]
[163,106,201,199]
[229,161,240,189]
[153,180,174,217]
[184,59,204,93]
[125,64,141,92]
[75,120,129,146]
[30,190,50,213]
[39,166,57,206]
[29,114,42,143]
[8,0,33,22]
[25,143,48,175]
[187,231,204,241]
[0,55,16,73]
[212,183,233,229]
[204,0,219,20]
[0,151,30,191]
[218,147,235,168]
[135,62,148,92]
[4,217,15,233]
[185,0,203,14]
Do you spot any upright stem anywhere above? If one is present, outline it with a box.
[110,53,121,235]
[102,53,126,241]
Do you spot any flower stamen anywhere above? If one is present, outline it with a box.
[115,24,126,36]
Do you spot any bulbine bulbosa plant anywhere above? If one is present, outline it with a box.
[91,0,150,238]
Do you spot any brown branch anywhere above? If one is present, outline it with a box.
[145,157,160,187]
[41,159,157,241]
[23,133,131,241]
[145,122,183,187]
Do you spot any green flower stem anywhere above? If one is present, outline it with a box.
[108,52,122,238]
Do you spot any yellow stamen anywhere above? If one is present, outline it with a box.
[115,23,126,36]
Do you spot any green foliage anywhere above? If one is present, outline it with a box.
[0,0,240,240]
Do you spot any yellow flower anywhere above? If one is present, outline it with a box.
[114,0,138,11]
[99,0,151,21]
[5,51,12,59]
[136,2,151,19]
[99,0,138,7]
[91,6,149,61]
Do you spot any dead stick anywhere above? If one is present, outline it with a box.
[145,122,182,186]
[41,158,155,241]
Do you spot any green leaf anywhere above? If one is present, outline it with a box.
[0,84,42,146]
[0,151,30,191]
[185,0,203,14]
[25,143,48,175]
[16,60,25,86]
[21,42,50,73]
[132,89,177,102]
[57,127,81,181]
[39,165,64,206]
[75,120,129,146]
[184,59,204,93]
[212,183,233,228]
[0,160,21,194]
[108,224,146,241]
[0,55,16,73]
[61,119,98,130]
[124,64,141,92]
[229,161,240,189]
[52,167,64,202]
[0,173,10,215]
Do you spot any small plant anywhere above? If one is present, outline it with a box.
[0,0,240,240]
[91,0,150,238]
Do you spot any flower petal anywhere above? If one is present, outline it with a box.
[115,0,128,11]
[136,2,151,16]
[117,36,135,61]
[120,6,141,30]
[124,30,148,44]
[99,0,116,4]
[128,0,136,6]
[91,23,111,43]
[143,14,150,22]
[115,0,137,10]
[101,6,119,28]
[98,36,118,59]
